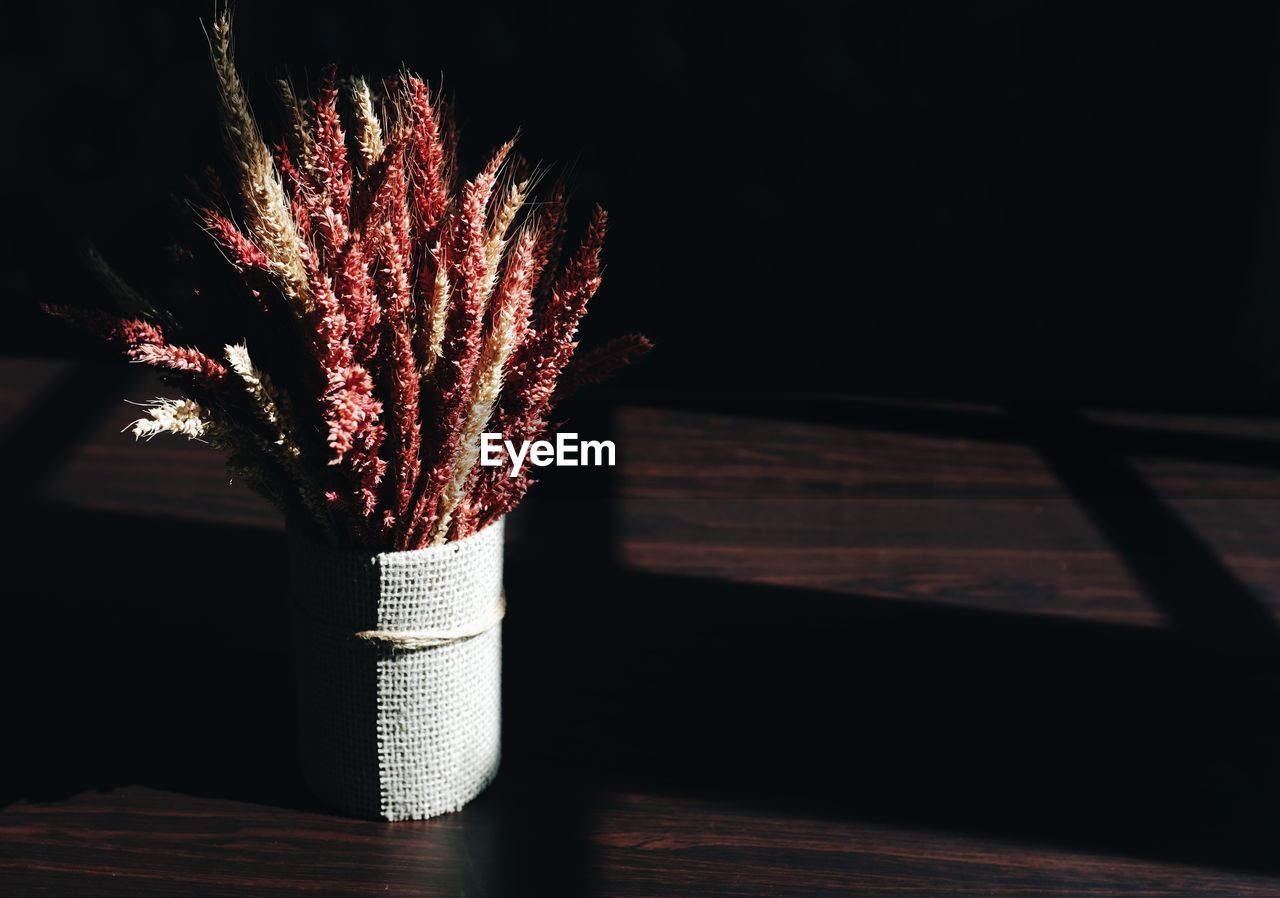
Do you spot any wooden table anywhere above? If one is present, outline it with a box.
[3,359,1280,896]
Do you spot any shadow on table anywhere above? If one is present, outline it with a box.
[0,503,307,811]
[501,399,1280,883]
[502,545,1280,885]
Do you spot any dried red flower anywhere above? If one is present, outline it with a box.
[47,17,646,550]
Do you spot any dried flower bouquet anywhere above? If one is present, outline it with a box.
[48,12,649,550]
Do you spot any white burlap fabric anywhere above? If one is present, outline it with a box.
[288,518,504,821]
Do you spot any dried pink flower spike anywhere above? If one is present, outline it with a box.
[44,305,229,380]
[46,11,647,550]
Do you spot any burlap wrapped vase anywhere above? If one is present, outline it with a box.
[288,518,504,821]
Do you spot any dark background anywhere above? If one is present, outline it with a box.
[6,1,1280,400]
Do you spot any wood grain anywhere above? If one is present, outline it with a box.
[615,405,1280,628]
[588,792,1280,897]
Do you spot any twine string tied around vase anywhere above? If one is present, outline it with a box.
[294,592,506,651]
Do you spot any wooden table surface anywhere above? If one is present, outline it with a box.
[3,359,1280,896]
